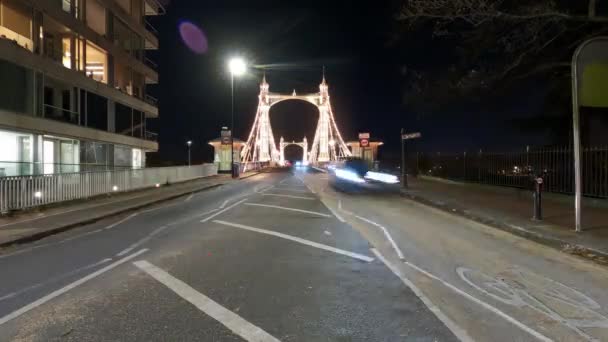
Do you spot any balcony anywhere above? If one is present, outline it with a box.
[0,38,158,117]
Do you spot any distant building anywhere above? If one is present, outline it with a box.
[0,0,164,177]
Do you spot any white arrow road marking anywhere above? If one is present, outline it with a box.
[133,260,281,342]
[0,249,148,326]
[213,220,374,262]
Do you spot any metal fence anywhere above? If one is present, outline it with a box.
[0,164,217,213]
[413,146,608,198]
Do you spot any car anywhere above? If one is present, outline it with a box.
[328,157,400,193]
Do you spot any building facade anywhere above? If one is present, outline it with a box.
[0,0,163,177]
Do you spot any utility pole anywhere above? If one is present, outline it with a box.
[401,128,407,188]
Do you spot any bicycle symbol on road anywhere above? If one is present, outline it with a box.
[457,267,608,341]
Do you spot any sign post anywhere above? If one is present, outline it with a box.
[400,131,422,188]
[571,37,608,232]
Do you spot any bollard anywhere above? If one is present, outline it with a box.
[533,176,543,220]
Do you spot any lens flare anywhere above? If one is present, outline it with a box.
[178,21,208,54]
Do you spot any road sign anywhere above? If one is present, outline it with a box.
[358,132,370,139]
[221,129,232,145]
[360,138,369,147]
[401,132,421,140]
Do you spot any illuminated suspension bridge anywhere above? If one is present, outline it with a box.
[240,75,351,165]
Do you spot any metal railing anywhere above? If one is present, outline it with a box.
[240,162,268,173]
[0,164,218,213]
[412,146,608,198]
[145,56,158,69]
[145,130,158,142]
[145,94,158,106]
[145,19,158,35]
[43,104,79,125]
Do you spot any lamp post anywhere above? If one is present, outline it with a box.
[228,57,246,178]
[187,140,192,166]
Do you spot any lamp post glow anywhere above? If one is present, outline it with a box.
[228,57,247,178]
[187,140,192,166]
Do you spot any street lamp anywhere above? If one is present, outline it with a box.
[228,57,246,178]
[187,140,192,166]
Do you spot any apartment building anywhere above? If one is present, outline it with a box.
[0,0,163,176]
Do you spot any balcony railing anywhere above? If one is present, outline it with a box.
[144,56,158,69]
[43,104,79,125]
[145,19,158,35]
[145,94,158,106]
[145,130,158,142]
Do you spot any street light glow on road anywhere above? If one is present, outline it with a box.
[228,57,247,76]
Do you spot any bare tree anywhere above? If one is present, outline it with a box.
[396,0,608,98]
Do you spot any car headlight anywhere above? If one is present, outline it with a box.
[335,168,365,183]
[364,171,399,184]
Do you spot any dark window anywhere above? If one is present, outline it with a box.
[115,103,133,136]
[86,92,107,130]
[0,60,34,114]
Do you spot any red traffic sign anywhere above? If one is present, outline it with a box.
[360,138,370,147]
[358,132,370,139]
[401,132,421,140]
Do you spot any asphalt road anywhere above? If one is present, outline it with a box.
[0,169,456,341]
[302,168,608,342]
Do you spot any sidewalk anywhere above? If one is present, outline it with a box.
[401,176,608,265]
[0,175,232,248]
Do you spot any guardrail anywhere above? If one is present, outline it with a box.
[0,164,217,213]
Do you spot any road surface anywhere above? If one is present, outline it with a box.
[0,168,607,341]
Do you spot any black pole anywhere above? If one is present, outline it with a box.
[401,128,407,188]
[533,177,543,220]
[230,73,236,178]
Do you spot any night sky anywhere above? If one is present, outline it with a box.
[145,1,577,166]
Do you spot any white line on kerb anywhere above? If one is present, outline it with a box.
[374,249,553,342]
[244,203,331,217]
[200,199,248,223]
[261,193,315,200]
[133,260,280,342]
[213,220,374,262]
[371,249,473,342]
[0,258,112,302]
[0,249,148,326]
[355,216,404,260]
